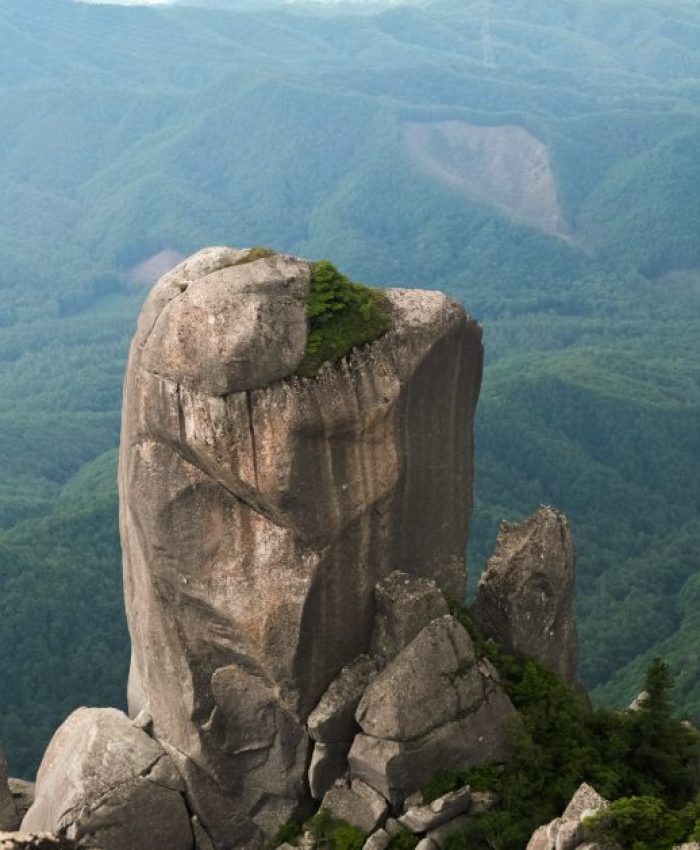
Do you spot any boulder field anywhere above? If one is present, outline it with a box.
[14,248,579,850]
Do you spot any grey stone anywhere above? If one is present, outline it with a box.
[370,572,449,662]
[356,617,487,741]
[321,780,389,834]
[0,753,19,831]
[7,784,33,825]
[22,708,193,850]
[192,817,216,850]
[362,829,390,850]
[140,249,311,395]
[309,743,350,801]
[399,786,471,833]
[561,784,608,821]
[547,819,563,847]
[308,657,380,744]
[556,821,584,850]
[472,505,578,684]
[415,839,437,850]
[120,248,483,845]
[384,819,403,838]
[349,686,516,805]
[525,825,549,850]
[628,692,649,712]
[427,815,473,849]
[525,785,610,850]
[469,791,498,814]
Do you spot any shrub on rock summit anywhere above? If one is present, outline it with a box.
[296,260,390,377]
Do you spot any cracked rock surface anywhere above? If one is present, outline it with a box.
[21,708,192,850]
[472,505,578,684]
[118,247,483,847]
[357,616,484,742]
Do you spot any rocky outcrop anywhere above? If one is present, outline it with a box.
[308,656,380,745]
[308,744,349,801]
[525,783,611,850]
[22,708,193,850]
[369,572,449,663]
[398,786,472,833]
[472,506,578,684]
[348,680,514,807]
[320,780,388,833]
[118,246,483,846]
[303,577,515,822]
[335,782,497,850]
[0,753,18,832]
[357,616,486,741]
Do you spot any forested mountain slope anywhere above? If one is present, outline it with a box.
[1,0,700,775]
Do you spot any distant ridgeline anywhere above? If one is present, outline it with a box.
[1,0,700,780]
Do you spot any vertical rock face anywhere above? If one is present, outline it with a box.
[118,247,483,848]
[471,505,578,684]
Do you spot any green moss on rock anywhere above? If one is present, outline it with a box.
[233,246,276,265]
[296,260,390,378]
[305,809,366,850]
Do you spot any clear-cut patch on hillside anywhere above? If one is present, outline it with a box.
[401,121,571,238]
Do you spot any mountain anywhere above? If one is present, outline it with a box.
[1,0,700,776]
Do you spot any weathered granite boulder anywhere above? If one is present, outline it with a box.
[139,247,310,394]
[561,784,608,822]
[119,247,483,845]
[357,617,484,741]
[349,689,515,807]
[308,656,380,744]
[398,786,471,833]
[0,752,19,831]
[349,619,517,804]
[22,708,193,850]
[321,780,389,833]
[308,744,349,801]
[472,506,578,684]
[369,572,449,663]
[525,824,550,850]
[525,783,610,850]
[362,828,390,850]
